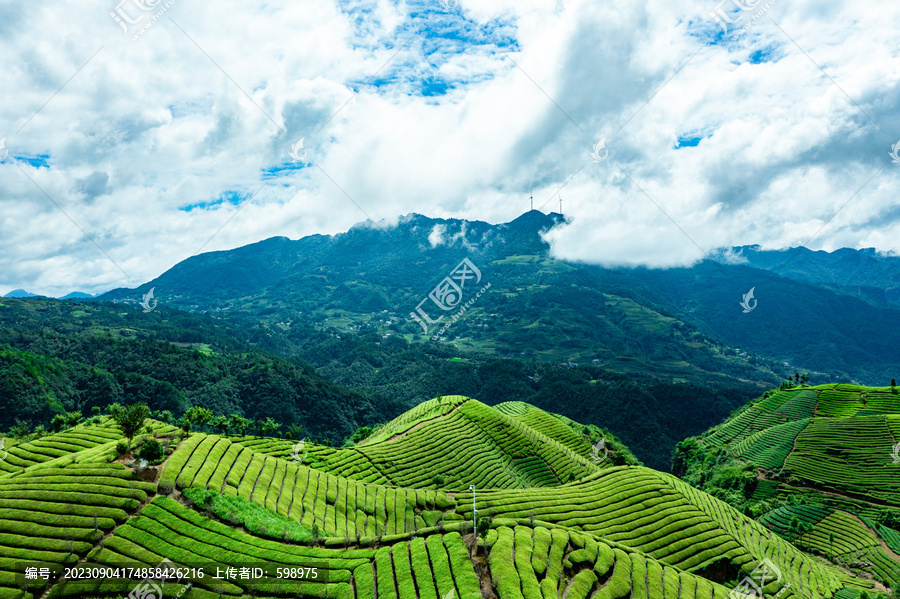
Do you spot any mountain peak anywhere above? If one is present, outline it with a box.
[3,289,39,298]
[59,292,95,300]
[506,209,564,232]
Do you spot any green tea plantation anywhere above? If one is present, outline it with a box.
[0,394,893,598]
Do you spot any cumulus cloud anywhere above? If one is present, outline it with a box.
[0,0,898,296]
[76,171,110,199]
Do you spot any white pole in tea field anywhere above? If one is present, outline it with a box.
[469,484,477,539]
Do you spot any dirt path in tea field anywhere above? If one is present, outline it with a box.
[848,512,900,563]
[780,419,811,469]
[756,472,900,511]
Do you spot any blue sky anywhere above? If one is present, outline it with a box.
[0,0,898,296]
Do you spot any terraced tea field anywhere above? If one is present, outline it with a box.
[759,503,900,592]
[693,384,900,510]
[271,396,607,490]
[682,383,900,597]
[0,418,177,478]
[0,393,893,598]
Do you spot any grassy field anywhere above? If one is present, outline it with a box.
[0,392,893,598]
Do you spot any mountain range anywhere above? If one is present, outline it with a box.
[724,244,900,308]
[3,289,95,300]
[96,211,900,387]
[5,211,899,470]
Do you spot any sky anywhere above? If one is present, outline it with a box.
[1,0,898,297]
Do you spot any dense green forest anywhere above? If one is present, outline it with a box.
[0,298,757,470]
[0,299,404,444]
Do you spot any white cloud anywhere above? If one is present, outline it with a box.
[0,0,898,296]
[428,224,446,246]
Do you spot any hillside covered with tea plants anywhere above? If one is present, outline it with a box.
[0,393,894,599]
[676,383,900,595]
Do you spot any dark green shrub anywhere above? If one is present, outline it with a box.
[350,426,373,444]
[115,440,129,455]
[476,515,492,544]
[50,414,66,432]
[65,411,83,427]
[138,439,165,463]
[878,509,900,530]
